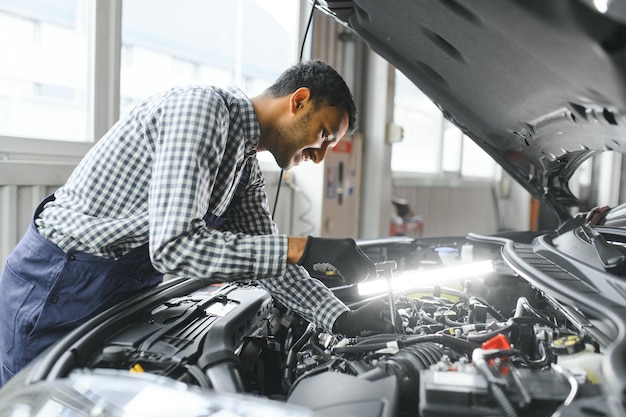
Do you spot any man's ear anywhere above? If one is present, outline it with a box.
[290,87,311,113]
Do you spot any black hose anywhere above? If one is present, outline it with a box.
[353,333,405,345]
[469,296,506,322]
[439,315,466,327]
[282,328,315,391]
[187,364,212,389]
[480,349,532,368]
[380,342,453,414]
[333,333,479,355]
[479,346,550,370]
[418,311,439,325]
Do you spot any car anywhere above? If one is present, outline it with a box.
[2,1,626,416]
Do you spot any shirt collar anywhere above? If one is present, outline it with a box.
[225,86,260,156]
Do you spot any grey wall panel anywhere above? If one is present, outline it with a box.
[392,184,500,237]
[0,184,60,271]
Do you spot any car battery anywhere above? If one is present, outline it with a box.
[418,366,571,417]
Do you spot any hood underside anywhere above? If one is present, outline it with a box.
[316,0,626,220]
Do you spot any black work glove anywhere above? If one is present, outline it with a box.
[333,298,403,337]
[297,236,376,283]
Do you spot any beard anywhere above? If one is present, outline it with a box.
[271,110,312,170]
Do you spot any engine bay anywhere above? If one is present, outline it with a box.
[8,227,621,417]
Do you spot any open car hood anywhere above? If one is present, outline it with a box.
[315,0,626,221]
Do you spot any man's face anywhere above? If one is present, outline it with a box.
[272,103,350,170]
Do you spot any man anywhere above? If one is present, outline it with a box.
[0,60,396,386]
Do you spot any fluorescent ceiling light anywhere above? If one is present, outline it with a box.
[357,260,494,296]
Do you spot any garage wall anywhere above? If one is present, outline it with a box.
[391,177,533,237]
[391,182,500,237]
[0,184,60,269]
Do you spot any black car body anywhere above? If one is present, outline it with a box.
[2,1,626,416]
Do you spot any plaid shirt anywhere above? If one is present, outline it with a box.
[36,85,348,331]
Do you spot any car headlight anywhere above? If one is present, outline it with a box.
[0,369,313,417]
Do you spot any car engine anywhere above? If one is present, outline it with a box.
[13,233,609,417]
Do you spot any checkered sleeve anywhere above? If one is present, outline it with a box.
[147,88,287,281]
[259,267,350,332]
[225,160,349,331]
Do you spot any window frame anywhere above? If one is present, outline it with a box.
[0,0,121,179]
[390,68,499,183]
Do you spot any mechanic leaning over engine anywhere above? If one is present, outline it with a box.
[0,60,398,387]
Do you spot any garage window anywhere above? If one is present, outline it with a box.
[0,0,89,142]
[0,0,300,162]
[391,69,497,180]
[120,0,299,119]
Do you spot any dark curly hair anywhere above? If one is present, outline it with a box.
[264,60,358,132]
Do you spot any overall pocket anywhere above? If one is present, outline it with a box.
[0,265,36,356]
[28,260,118,343]
[27,249,161,346]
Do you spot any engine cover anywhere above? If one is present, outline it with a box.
[83,281,278,392]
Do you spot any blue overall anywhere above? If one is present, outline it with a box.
[0,195,163,385]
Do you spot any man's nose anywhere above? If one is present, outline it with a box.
[310,141,332,164]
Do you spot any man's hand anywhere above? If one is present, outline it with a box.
[333,298,402,336]
[296,236,375,283]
